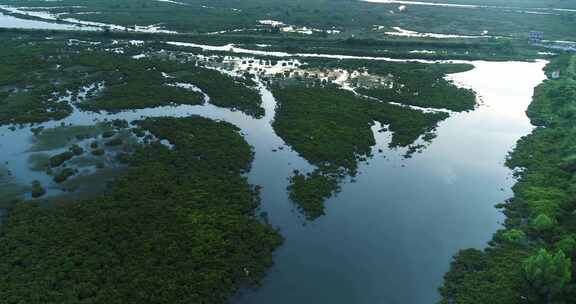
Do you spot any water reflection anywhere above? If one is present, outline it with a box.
[0,42,547,303]
[235,60,547,304]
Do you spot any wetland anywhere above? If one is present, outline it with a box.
[0,1,574,303]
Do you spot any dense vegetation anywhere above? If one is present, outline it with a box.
[359,67,476,112]
[272,86,447,219]
[0,40,72,125]
[0,166,29,207]
[1,6,574,301]
[528,54,576,127]
[76,53,263,116]
[2,32,472,221]
[74,55,204,112]
[165,33,533,62]
[249,35,531,61]
[288,170,341,219]
[2,0,576,41]
[305,58,477,111]
[273,86,447,166]
[439,54,576,304]
[0,116,282,304]
[0,35,265,124]
[170,67,264,118]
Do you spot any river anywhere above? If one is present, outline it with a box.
[0,32,547,303]
[235,60,547,304]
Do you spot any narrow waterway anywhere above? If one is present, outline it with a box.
[0,81,312,200]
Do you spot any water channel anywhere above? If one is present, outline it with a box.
[0,18,548,303]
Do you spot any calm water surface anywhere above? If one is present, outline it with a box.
[236,60,547,304]
[0,12,95,31]
[0,40,546,303]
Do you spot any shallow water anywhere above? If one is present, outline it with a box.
[0,42,547,303]
[0,12,95,31]
[0,81,313,201]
